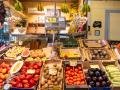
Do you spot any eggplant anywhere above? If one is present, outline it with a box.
[96,82,100,87]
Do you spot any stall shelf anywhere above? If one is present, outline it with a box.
[3,1,27,19]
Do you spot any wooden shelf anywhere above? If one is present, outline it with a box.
[3,1,27,18]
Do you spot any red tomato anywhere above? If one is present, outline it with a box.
[66,67,70,70]
[22,66,28,70]
[70,77,73,80]
[81,81,85,85]
[30,79,35,85]
[0,82,3,87]
[34,75,39,81]
[0,79,3,83]
[73,78,77,82]
[26,74,33,79]
[69,80,73,83]
[17,83,23,88]
[33,64,39,69]
[65,74,69,77]
[11,81,17,86]
[19,74,26,80]
[22,80,28,83]
[70,69,73,72]
[74,82,77,85]
[66,71,71,74]
[77,77,81,81]
[78,66,82,70]
[14,76,21,82]
[74,72,77,75]
[35,69,40,74]
[78,71,82,74]
[24,83,30,88]
[37,62,42,67]
[76,81,81,85]
[81,76,84,80]
[80,74,84,77]
[75,68,78,72]
[71,72,74,76]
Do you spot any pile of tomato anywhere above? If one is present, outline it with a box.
[65,65,86,85]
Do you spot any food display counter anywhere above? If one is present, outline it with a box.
[0,39,119,90]
[1,0,120,89]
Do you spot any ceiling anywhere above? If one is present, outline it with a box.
[19,0,76,2]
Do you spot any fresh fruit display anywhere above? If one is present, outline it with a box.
[25,57,48,62]
[86,68,111,87]
[60,48,81,58]
[10,62,42,88]
[25,49,47,61]
[105,65,120,86]
[88,49,110,60]
[108,41,120,48]
[83,40,105,48]
[21,48,30,58]
[65,64,86,86]
[0,62,13,88]
[30,49,45,58]
[5,46,25,58]
[39,61,63,90]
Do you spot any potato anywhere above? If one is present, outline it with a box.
[54,81,58,85]
[44,83,48,88]
[48,85,54,88]
[58,68,62,72]
[48,80,52,85]
[53,64,57,67]
[44,79,48,83]
[57,78,62,83]
[41,81,45,86]
[51,78,56,82]
[53,75,57,80]
[49,75,53,80]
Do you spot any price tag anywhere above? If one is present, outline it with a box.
[70,60,77,66]
[90,65,99,68]
[27,69,35,74]
[49,68,57,75]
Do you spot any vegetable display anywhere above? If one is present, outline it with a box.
[105,65,120,86]
[0,62,13,88]
[65,64,86,86]
[86,68,111,87]
[0,39,120,90]
[89,49,110,60]
[10,62,42,88]
[39,62,63,90]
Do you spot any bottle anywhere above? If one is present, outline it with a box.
[3,21,9,33]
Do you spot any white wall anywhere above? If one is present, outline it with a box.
[88,1,120,40]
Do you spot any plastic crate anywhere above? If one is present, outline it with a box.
[89,87,111,90]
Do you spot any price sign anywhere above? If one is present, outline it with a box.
[49,68,57,75]
[27,69,35,74]
[70,60,77,66]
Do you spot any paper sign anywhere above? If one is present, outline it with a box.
[90,65,99,68]
[70,60,77,66]
[49,68,57,75]
[27,69,35,74]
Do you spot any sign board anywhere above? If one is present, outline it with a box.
[45,16,66,31]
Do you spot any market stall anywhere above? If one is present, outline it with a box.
[0,0,120,90]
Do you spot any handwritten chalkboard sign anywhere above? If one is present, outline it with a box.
[93,21,102,28]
